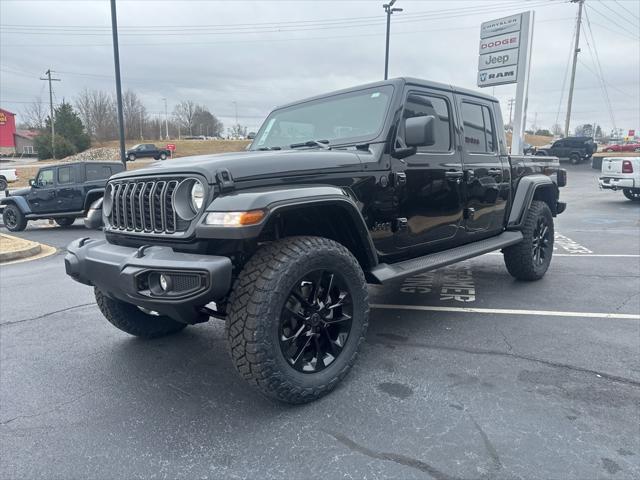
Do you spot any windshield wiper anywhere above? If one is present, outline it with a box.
[256,146,282,151]
[290,139,331,150]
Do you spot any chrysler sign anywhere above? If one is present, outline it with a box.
[480,13,522,38]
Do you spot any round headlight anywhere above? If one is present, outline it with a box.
[103,184,114,217]
[190,181,205,212]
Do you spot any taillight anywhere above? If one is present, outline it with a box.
[622,160,633,174]
[557,168,567,187]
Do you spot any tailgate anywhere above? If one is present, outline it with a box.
[601,158,623,175]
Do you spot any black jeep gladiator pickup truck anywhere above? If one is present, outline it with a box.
[1,161,124,231]
[126,143,171,162]
[65,78,566,403]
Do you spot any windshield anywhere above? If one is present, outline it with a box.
[251,85,394,150]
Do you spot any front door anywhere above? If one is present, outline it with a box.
[27,168,58,213]
[395,89,465,251]
[457,98,507,235]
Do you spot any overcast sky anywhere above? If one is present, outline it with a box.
[1,0,638,135]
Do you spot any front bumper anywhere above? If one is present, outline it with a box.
[599,177,635,190]
[65,238,233,323]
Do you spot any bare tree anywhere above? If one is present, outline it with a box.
[228,123,248,139]
[551,123,563,137]
[122,90,147,140]
[173,100,197,136]
[21,96,47,130]
[192,105,224,137]
[75,89,117,141]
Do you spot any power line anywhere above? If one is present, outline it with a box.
[587,2,639,38]
[597,0,640,31]
[612,0,640,21]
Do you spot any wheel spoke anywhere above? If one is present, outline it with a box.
[324,273,334,303]
[313,335,326,371]
[291,334,313,368]
[308,270,324,305]
[327,291,350,310]
[325,312,352,324]
[290,289,312,309]
[284,304,308,323]
[281,323,307,344]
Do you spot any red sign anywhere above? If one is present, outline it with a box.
[629,130,636,137]
[166,143,176,151]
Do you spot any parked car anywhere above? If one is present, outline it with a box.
[0,161,124,231]
[535,136,597,164]
[65,78,566,404]
[602,142,640,153]
[523,143,536,155]
[125,144,171,161]
[0,167,18,190]
[599,157,640,201]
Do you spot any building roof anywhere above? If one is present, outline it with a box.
[15,129,39,139]
[0,108,16,116]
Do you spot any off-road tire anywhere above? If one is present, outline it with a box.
[95,288,188,338]
[54,217,76,227]
[2,204,27,232]
[622,188,640,201]
[503,200,554,281]
[570,153,581,165]
[0,178,7,190]
[226,236,369,404]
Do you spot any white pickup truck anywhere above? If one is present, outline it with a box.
[0,168,18,191]
[599,157,640,201]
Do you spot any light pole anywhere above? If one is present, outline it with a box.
[163,97,169,140]
[383,0,403,80]
[109,0,126,168]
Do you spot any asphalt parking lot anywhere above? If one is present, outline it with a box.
[1,164,639,479]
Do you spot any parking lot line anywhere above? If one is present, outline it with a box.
[371,304,640,320]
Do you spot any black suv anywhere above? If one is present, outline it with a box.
[535,136,597,164]
[126,144,171,161]
[1,161,124,231]
[65,78,566,403]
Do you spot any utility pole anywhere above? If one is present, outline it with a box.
[40,69,60,158]
[110,0,126,168]
[163,98,169,140]
[139,109,144,140]
[507,98,515,127]
[383,0,403,80]
[565,0,584,138]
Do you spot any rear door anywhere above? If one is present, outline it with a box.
[457,97,507,236]
[395,87,465,251]
[56,165,83,211]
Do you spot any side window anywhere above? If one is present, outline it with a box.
[37,169,54,187]
[57,166,73,184]
[102,166,112,178]
[403,93,452,152]
[86,164,102,181]
[461,102,495,153]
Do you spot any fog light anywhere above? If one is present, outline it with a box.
[159,274,171,292]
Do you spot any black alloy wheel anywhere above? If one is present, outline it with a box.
[2,204,27,232]
[623,188,640,201]
[532,215,551,266]
[279,270,353,373]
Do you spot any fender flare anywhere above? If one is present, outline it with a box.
[196,185,378,268]
[83,188,104,212]
[507,174,556,229]
[0,196,31,215]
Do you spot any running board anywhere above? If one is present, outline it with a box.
[369,231,523,284]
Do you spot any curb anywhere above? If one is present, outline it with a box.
[0,238,42,262]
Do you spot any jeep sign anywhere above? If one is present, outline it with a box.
[478,48,518,71]
[477,65,518,87]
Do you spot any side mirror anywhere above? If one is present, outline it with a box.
[29,179,36,187]
[405,115,436,147]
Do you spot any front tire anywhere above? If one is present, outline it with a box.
[503,200,554,281]
[0,178,7,191]
[623,189,640,201]
[128,154,136,161]
[2,204,27,232]
[226,236,369,404]
[54,217,76,227]
[159,153,167,160]
[95,288,188,338]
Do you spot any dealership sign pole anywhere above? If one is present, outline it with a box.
[477,11,534,155]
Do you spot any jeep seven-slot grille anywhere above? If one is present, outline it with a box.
[109,178,187,234]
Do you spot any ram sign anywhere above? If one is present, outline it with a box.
[477,13,528,87]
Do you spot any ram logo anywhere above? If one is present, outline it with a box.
[479,72,487,82]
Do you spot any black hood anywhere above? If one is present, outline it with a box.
[111,149,364,184]
[9,187,31,197]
